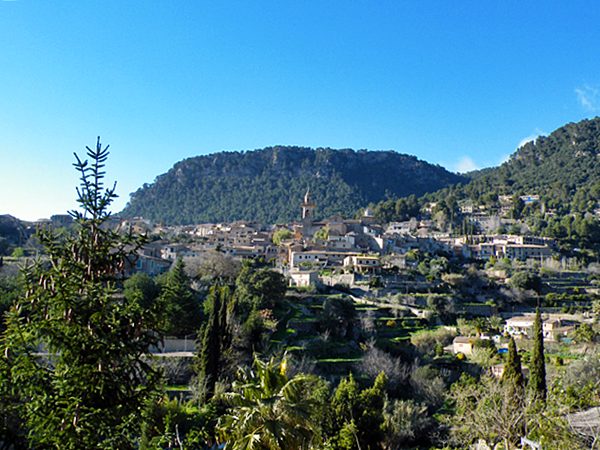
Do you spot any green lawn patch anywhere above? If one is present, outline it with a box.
[291,317,318,323]
[285,345,305,352]
[317,357,362,363]
[166,385,191,392]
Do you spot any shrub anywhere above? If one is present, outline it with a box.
[410,327,456,355]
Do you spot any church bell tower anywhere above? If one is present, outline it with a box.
[301,189,316,221]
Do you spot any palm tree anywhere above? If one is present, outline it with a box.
[488,315,504,334]
[217,356,321,449]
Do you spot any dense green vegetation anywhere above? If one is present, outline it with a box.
[1,140,164,449]
[369,117,600,256]
[121,146,465,224]
[463,117,600,203]
[3,121,600,448]
[0,215,31,256]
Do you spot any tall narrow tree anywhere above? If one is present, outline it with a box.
[502,337,524,389]
[529,308,547,401]
[501,336,525,443]
[198,285,230,400]
[1,139,163,449]
[218,286,231,349]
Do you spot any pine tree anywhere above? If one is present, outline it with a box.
[1,138,163,449]
[529,308,547,401]
[160,258,201,337]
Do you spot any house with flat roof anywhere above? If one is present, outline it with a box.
[452,336,474,355]
[288,270,319,288]
[504,315,566,341]
[343,255,381,273]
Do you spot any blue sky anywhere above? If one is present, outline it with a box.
[1,1,599,220]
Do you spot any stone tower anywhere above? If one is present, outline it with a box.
[301,189,316,222]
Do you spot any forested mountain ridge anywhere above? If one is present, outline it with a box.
[449,117,600,209]
[367,117,600,256]
[121,146,465,224]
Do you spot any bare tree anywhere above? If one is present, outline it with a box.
[449,375,526,448]
[360,309,376,336]
[359,342,409,394]
[184,251,241,284]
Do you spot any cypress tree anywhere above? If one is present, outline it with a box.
[502,336,526,442]
[529,308,547,401]
[502,337,524,389]
[218,286,231,349]
[199,285,227,400]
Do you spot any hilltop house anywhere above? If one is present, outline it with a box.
[343,255,381,273]
[504,314,574,341]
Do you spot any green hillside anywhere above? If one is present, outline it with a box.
[367,117,600,256]
[0,215,30,255]
[374,117,600,220]
[121,146,465,224]
[458,117,600,211]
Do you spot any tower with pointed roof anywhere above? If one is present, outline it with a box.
[301,189,316,221]
[301,189,316,237]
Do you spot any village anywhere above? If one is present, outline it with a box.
[9,190,598,437]
[110,191,556,279]
[67,190,592,366]
[5,3,600,446]
[3,175,599,449]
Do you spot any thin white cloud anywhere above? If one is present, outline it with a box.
[575,84,599,112]
[455,156,479,174]
[498,154,511,165]
[516,128,546,150]
[517,135,537,148]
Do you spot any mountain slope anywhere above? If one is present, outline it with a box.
[121,146,465,224]
[477,117,600,190]
[368,117,600,225]
[456,117,600,211]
